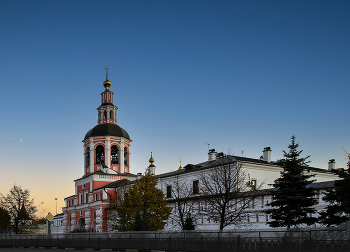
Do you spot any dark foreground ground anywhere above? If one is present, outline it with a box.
[0,249,75,252]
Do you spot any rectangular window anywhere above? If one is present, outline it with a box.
[99,192,102,200]
[166,185,172,198]
[80,194,83,205]
[256,214,259,222]
[193,180,199,194]
[261,196,264,208]
[93,212,96,219]
[85,192,88,203]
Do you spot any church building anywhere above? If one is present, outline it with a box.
[63,69,137,232]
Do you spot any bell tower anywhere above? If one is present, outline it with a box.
[83,68,132,175]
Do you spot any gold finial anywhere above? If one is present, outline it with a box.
[178,157,183,170]
[149,146,155,166]
[103,66,111,92]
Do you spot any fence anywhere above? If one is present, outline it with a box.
[1,229,350,252]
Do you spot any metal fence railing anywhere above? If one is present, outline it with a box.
[1,229,350,252]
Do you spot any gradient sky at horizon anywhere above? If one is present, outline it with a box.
[1,0,349,217]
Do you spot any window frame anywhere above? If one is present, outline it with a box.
[192,180,199,194]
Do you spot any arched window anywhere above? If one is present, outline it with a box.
[104,111,107,120]
[85,147,90,167]
[95,145,104,164]
[110,111,113,120]
[124,147,128,166]
[111,145,119,164]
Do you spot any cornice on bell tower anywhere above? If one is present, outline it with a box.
[97,67,118,124]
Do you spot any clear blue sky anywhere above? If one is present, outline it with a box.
[1,0,349,216]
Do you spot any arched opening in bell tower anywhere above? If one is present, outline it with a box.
[95,145,105,164]
[111,145,119,164]
[85,147,90,167]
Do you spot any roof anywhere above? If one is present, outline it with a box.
[54,213,64,218]
[307,180,335,189]
[93,178,137,191]
[84,123,130,141]
[103,179,134,189]
[155,155,335,179]
[74,171,137,182]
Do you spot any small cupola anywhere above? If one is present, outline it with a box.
[147,147,156,175]
[97,67,118,125]
[178,157,183,170]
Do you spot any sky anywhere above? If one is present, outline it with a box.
[0,0,349,217]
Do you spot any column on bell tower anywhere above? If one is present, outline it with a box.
[120,139,125,173]
[89,138,94,171]
[105,136,111,168]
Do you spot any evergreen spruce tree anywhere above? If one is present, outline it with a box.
[183,214,195,230]
[319,155,350,226]
[266,135,317,228]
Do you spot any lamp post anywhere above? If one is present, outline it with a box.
[55,198,58,215]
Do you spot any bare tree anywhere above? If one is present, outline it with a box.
[198,155,262,230]
[0,185,37,234]
[167,175,197,230]
[107,179,131,231]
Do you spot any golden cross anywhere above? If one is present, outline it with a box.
[104,66,109,79]
[151,146,153,153]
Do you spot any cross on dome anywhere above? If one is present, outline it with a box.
[104,66,109,80]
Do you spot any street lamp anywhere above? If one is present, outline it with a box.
[55,198,58,215]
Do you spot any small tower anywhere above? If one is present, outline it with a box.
[97,67,118,125]
[148,147,156,175]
